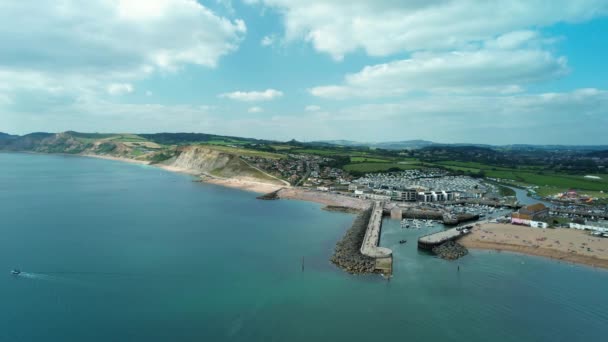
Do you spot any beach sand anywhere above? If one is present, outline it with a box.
[277,188,371,210]
[79,153,285,194]
[460,223,608,269]
[204,177,285,194]
[81,153,152,165]
[80,153,370,205]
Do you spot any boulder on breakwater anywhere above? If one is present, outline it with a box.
[432,241,468,260]
[322,205,362,214]
[256,189,282,200]
[330,208,378,275]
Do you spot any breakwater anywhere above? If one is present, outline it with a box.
[322,205,362,214]
[256,188,282,200]
[418,227,471,250]
[432,241,468,260]
[330,208,379,274]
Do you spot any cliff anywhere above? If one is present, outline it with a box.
[165,145,286,185]
[0,132,287,187]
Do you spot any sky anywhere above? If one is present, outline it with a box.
[1,0,608,145]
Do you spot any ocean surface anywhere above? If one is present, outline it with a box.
[1,152,607,342]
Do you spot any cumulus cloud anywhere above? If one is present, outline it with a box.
[305,105,321,111]
[219,89,283,101]
[247,0,608,60]
[2,88,606,144]
[311,34,568,99]
[0,0,246,102]
[251,89,608,144]
[107,83,134,96]
[261,35,276,46]
[248,106,264,113]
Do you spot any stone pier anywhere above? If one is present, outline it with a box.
[361,201,393,274]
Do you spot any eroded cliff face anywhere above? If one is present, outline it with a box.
[166,146,284,185]
[169,146,233,173]
[0,132,285,186]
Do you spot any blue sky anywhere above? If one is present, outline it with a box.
[1,0,608,145]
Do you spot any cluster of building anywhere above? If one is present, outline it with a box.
[511,203,550,228]
[551,189,595,203]
[350,172,489,203]
[241,154,349,186]
[511,203,608,234]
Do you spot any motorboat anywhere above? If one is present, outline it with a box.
[399,240,407,244]
[11,269,21,275]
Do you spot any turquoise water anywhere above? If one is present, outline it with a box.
[1,153,607,341]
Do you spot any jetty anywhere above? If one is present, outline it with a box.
[360,201,393,274]
[418,227,471,250]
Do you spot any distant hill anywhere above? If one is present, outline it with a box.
[314,139,608,151]
[0,132,14,140]
[314,139,437,150]
[138,132,273,146]
[504,144,608,151]
[587,150,608,158]
[2,131,607,152]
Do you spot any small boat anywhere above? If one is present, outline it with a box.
[399,240,407,244]
[11,269,21,275]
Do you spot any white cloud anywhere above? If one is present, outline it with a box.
[107,83,134,96]
[0,0,246,71]
[242,89,608,144]
[248,106,264,113]
[219,89,284,101]
[261,35,276,46]
[311,35,568,99]
[0,0,246,102]
[2,89,606,144]
[247,0,608,60]
[305,105,321,112]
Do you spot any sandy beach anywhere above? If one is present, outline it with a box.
[277,188,371,210]
[460,223,608,269]
[204,177,286,194]
[81,153,152,165]
[76,153,370,204]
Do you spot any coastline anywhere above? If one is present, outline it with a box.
[81,153,152,166]
[460,223,608,269]
[276,188,371,210]
[84,153,368,207]
[82,153,287,194]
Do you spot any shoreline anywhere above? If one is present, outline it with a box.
[81,153,152,166]
[84,153,368,207]
[464,241,608,269]
[276,188,371,211]
[84,153,288,194]
[460,223,608,270]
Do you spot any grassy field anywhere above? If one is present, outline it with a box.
[270,145,296,151]
[202,144,285,159]
[344,162,423,172]
[293,148,386,158]
[350,156,392,163]
[432,161,608,192]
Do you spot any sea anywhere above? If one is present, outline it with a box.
[1,152,607,342]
